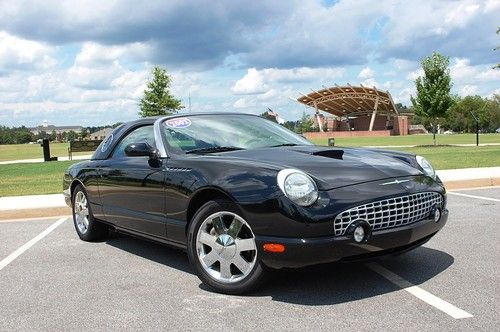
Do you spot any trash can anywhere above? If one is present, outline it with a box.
[328,137,335,146]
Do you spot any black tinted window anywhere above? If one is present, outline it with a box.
[112,125,155,158]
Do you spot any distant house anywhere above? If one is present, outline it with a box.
[30,121,82,135]
[89,128,113,141]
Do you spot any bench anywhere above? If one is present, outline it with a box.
[68,140,102,160]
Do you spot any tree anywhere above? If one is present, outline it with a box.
[443,95,500,133]
[282,120,299,132]
[297,112,314,133]
[67,130,77,141]
[411,52,454,145]
[15,127,33,144]
[80,128,89,140]
[139,66,183,117]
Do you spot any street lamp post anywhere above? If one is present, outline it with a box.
[470,111,479,147]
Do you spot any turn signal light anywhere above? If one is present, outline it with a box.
[263,243,285,253]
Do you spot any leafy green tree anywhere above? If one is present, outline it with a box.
[80,128,89,140]
[0,126,15,144]
[444,95,500,133]
[282,120,299,132]
[15,127,33,144]
[297,112,314,133]
[37,131,48,140]
[139,66,183,117]
[67,130,77,141]
[411,51,454,145]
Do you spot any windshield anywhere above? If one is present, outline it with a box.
[161,114,312,154]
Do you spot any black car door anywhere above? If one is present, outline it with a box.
[98,125,166,238]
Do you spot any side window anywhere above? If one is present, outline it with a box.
[112,125,155,158]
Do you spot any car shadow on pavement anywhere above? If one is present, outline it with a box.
[105,231,454,306]
[252,246,454,305]
[104,231,192,274]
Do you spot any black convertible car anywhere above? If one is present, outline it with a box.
[63,113,448,294]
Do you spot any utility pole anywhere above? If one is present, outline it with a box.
[470,111,479,146]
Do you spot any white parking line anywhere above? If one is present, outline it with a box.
[0,217,67,272]
[367,263,473,319]
[448,192,500,202]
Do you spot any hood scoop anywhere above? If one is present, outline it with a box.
[311,149,344,160]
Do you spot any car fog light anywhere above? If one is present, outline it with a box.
[353,225,365,243]
[434,208,441,222]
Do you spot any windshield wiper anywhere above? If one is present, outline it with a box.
[269,143,299,147]
[185,146,245,154]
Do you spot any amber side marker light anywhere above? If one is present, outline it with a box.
[263,243,286,253]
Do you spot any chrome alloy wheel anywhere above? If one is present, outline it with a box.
[196,211,257,283]
[74,191,90,234]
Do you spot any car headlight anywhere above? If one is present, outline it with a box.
[277,169,319,206]
[416,155,436,179]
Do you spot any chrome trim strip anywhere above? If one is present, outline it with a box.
[379,179,410,186]
[333,192,443,236]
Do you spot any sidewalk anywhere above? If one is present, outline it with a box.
[1,166,499,220]
[0,154,92,165]
[364,143,500,148]
[436,166,500,189]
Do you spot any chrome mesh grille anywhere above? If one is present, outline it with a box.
[334,192,443,236]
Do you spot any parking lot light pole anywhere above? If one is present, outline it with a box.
[470,111,479,147]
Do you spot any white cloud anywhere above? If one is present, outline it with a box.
[360,78,380,89]
[233,97,255,109]
[406,68,424,80]
[484,0,500,12]
[460,84,478,96]
[232,66,344,95]
[358,67,375,80]
[451,58,500,82]
[0,31,56,73]
[257,89,279,102]
[231,68,270,95]
[444,2,480,27]
[75,42,152,67]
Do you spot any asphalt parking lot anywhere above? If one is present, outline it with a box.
[0,187,499,331]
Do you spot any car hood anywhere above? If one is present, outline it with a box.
[213,145,423,190]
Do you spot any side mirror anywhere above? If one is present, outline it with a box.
[125,142,158,158]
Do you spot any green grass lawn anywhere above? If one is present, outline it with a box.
[0,160,80,197]
[0,143,91,162]
[1,133,499,161]
[379,145,500,170]
[309,133,500,146]
[1,135,499,197]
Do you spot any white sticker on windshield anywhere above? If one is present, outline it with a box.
[165,118,192,129]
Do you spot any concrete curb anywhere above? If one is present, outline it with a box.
[0,207,71,221]
[442,178,500,190]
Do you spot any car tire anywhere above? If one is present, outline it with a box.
[187,199,267,294]
[72,185,108,241]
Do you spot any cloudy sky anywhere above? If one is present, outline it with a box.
[0,0,499,127]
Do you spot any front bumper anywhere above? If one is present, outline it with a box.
[255,209,448,269]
